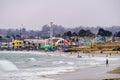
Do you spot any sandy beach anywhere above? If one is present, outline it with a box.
[52,65,120,80]
[48,53,120,80]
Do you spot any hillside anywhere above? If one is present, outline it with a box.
[67,42,120,52]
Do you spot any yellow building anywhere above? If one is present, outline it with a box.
[12,40,24,49]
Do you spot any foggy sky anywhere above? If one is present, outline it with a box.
[0,0,120,30]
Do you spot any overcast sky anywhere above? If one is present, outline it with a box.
[0,0,120,30]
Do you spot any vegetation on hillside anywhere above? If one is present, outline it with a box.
[0,25,120,38]
[67,42,120,52]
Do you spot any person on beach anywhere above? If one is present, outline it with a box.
[106,58,109,67]
[92,54,94,57]
[106,55,108,57]
[77,54,82,58]
[109,53,111,56]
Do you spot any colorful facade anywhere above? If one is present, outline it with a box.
[12,40,24,49]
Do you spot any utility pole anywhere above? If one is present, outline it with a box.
[50,22,53,47]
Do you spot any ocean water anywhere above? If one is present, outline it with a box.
[0,51,119,80]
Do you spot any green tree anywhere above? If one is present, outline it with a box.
[0,36,2,40]
[72,32,78,36]
[115,31,120,37]
[97,28,105,36]
[64,31,72,37]
[6,35,10,39]
[97,28,112,37]
[16,34,21,39]
[78,29,95,37]
[78,29,86,37]
[97,28,112,42]
[12,34,16,39]
[86,30,95,37]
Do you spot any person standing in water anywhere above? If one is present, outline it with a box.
[106,58,109,67]
[77,53,82,58]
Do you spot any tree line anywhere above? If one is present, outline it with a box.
[63,28,120,37]
[0,25,120,39]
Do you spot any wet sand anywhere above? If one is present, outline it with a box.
[50,53,120,80]
[52,64,120,80]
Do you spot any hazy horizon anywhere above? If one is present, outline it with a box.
[0,0,120,30]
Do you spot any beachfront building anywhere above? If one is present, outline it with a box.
[24,38,48,46]
[0,38,13,50]
[113,37,120,42]
[0,39,7,49]
[78,37,91,46]
[24,38,48,50]
[77,36,112,46]
[95,36,111,43]
[47,37,71,46]
[12,40,24,49]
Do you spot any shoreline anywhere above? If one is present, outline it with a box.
[0,50,120,80]
[41,52,120,80]
[49,63,120,80]
[0,50,119,53]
